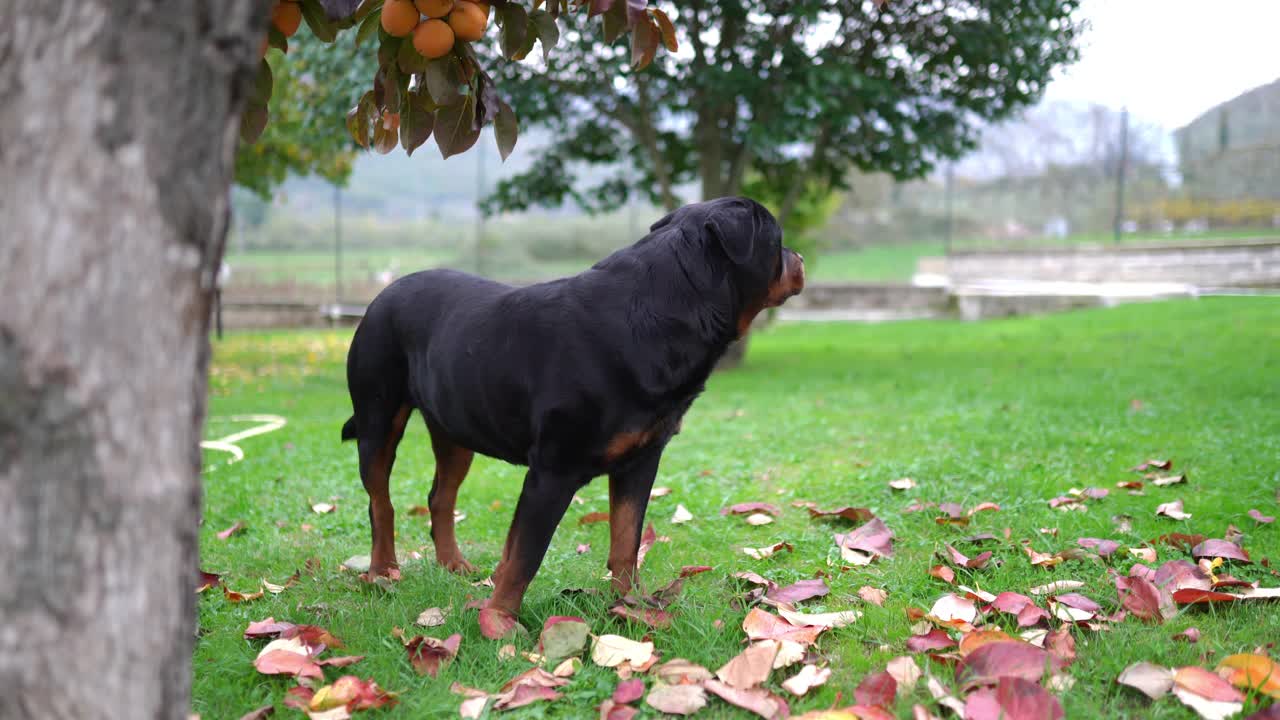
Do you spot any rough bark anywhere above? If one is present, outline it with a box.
[0,2,265,718]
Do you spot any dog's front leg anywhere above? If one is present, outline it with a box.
[606,449,662,596]
[481,466,582,639]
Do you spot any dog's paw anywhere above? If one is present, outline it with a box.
[440,556,479,575]
[359,566,402,583]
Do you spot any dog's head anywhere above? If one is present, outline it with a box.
[650,197,805,336]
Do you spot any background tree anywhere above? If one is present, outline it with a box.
[483,0,1085,231]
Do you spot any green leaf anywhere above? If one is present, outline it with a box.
[400,90,436,156]
[249,59,274,107]
[346,90,375,148]
[240,106,269,144]
[378,36,401,69]
[530,9,560,62]
[299,0,338,42]
[267,25,289,53]
[397,36,428,74]
[500,4,529,60]
[435,98,480,160]
[424,56,463,106]
[538,618,590,664]
[354,6,383,48]
[377,64,403,116]
[494,100,517,161]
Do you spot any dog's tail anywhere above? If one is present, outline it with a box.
[341,416,358,442]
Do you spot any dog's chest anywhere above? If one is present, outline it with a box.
[602,404,690,464]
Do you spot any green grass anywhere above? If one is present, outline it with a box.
[195,298,1280,718]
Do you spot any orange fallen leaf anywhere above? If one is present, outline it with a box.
[1215,653,1280,699]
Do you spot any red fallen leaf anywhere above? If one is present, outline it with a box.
[963,687,1002,720]
[938,503,965,518]
[1047,496,1082,509]
[1172,588,1239,604]
[1117,480,1144,490]
[405,633,462,677]
[945,544,992,570]
[600,700,638,720]
[767,579,829,605]
[495,683,563,711]
[1172,627,1201,643]
[1193,539,1251,564]
[906,628,956,653]
[1045,625,1076,669]
[283,624,345,649]
[742,608,823,645]
[317,654,365,668]
[723,502,782,517]
[680,565,713,578]
[846,705,899,720]
[969,502,1001,515]
[1077,538,1121,558]
[577,543,591,554]
[217,520,246,541]
[956,641,1050,689]
[255,649,323,679]
[1155,559,1212,592]
[855,671,898,707]
[580,511,610,525]
[244,617,295,639]
[283,685,314,711]
[717,640,779,689]
[994,676,1065,720]
[636,523,657,568]
[904,500,937,513]
[1156,499,1192,520]
[836,517,895,558]
[929,565,956,584]
[407,505,430,516]
[196,570,222,593]
[1246,707,1280,720]
[1115,575,1172,622]
[1051,593,1100,613]
[223,585,264,603]
[613,678,645,704]
[479,606,521,640]
[988,592,1049,627]
[1249,509,1276,524]
[1022,543,1063,568]
[1151,532,1206,550]
[808,506,874,523]
[1081,487,1109,500]
[610,605,673,629]
[237,705,274,720]
[703,680,789,720]
[1130,459,1173,472]
[1173,666,1245,703]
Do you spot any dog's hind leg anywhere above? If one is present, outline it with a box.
[356,403,411,579]
[425,420,477,574]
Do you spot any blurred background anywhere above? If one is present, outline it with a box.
[223,0,1280,330]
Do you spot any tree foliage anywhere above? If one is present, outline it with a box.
[482,0,1085,224]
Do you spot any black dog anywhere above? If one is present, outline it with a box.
[342,197,804,637]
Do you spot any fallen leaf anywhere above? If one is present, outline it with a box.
[1029,580,1084,596]
[723,502,782,517]
[653,658,713,685]
[926,675,968,717]
[959,630,1015,658]
[404,633,461,677]
[745,513,775,526]
[1250,509,1277,524]
[1172,588,1240,604]
[704,680,790,720]
[217,520,246,541]
[591,635,655,670]
[1172,687,1243,720]
[646,683,708,715]
[671,505,694,524]
[613,678,645,704]
[775,607,861,631]
[245,618,295,639]
[743,608,824,644]
[993,676,1064,720]
[1116,575,1173,622]
[650,486,672,498]
[717,640,779,689]
[957,641,1050,689]
[1076,538,1121,558]
[836,517,895,559]
[1129,547,1158,563]
[598,699,637,720]
[809,506,875,523]
[858,586,888,606]
[772,640,806,670]
[989,592,1050,628]
[224,585,265,603]
[768,579,830,605]
[680,565,713,578]
[782,664,832,697]
[969,502,1001,515]
[1118,662,1174,699]
[580,511,610,525]
[1193,539,1251,564]
[311,502,336,514]
[1215,654,1280,699]
[1022,543,1063,568]
[255,638,322,679]
[889,478,917,491]
[415,607,447,627]
[577,543,591,554]
[886,656,922,691]
[237,705,274,720]
[1156,499,1192,521]
[610,603,674,629]
[341,555,370,573]
[407,505,430,516]
[1045,625,1076,668]
[636,523,657,568]
[855,671,898,707]
[945,544,992,570]
[906,628,956,653]
[743,542,794,560]
[1131,459,1173,472]
[929,594,977,624]
[1173,627,1201,643]
[539,616,590,663]
[1152,474,1186,487]
[929,565,956,584]
[1174,666,1246,705]
[196,570,222,593]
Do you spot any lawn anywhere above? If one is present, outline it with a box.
[195,298,1280,719]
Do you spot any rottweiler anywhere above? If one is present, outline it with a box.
[341,197,805,638]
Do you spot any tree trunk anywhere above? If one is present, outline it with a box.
[0,2,265,718]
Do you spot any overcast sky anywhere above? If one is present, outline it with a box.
[1043,0,1280,130]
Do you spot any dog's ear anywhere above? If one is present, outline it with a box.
[704,203,758,265]
[650,208,680,232]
